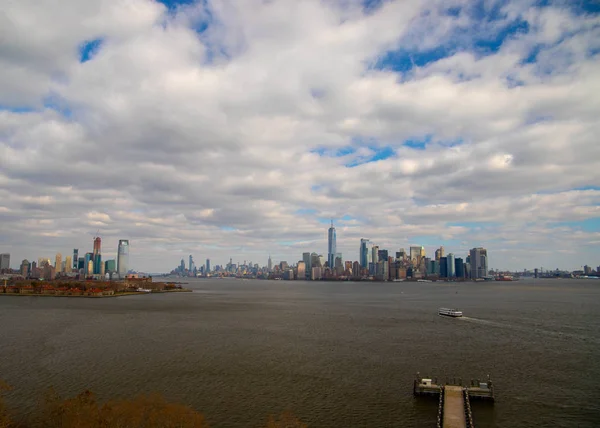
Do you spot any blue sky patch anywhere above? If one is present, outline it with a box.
[220,226,236,231]
[345,144,395,167]
[79,39,103,63]
[0,105,36,114]
[374,45,453,73]
[551,218,600,232]
[296,208,317,215]
[156,0,196,11]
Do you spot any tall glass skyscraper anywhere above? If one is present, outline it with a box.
[360,238,369,268]
[327,220,336,268]
[117,240,129,277]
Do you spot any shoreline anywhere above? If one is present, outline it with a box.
[0,289,193,298]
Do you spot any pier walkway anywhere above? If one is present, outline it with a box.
[443,386,466,428]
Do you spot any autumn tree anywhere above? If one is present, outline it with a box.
[0,381,13,428]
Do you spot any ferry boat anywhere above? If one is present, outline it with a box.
[438,308,463,317]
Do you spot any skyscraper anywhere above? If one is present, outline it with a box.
[469,247,488,279]
[0,253,10,271]
[360,239,369,268]
[55,253,62,273]
[73,249,79,269]
[117,240,129,277]
[435,246,445,262]
[371,245,379,264]
[268,255,272,272]
[327,220,336,268]
[447,253,455,278]
[65,256,72,273]
[189,255,194,272]
[297,261,306,280]
[302,252,311,279]
[20,259,29,277]
[93,236,102,275]
[206,259,210,273]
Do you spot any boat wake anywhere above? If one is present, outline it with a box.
[458,316,599,344]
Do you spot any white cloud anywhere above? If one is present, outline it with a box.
[0,0,599,271]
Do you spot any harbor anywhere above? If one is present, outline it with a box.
[414,373,494,427]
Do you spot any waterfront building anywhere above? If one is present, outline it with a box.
[302,252,311,278]
[105,259,116,273]
[469,247,488,279]
[352,261,361,277]
[310,252,320,268]
[78,257,84,270]
[117,240,130,277]
[439,257,448,278]
[318,254,325,267]
[297,261,306,280]
[0,253,10,271]
[93,236,102,275]
[87,260,94,276]
[455,257,465,278]
[328,220,337,269]
[311,266,322,280]
[55,253,62,273]
[20,259,30,277]
[372,246,379,265]
[360,239,369,268]
[447,253,455,278]
[73,249,79,270]
[84,253,93,272]
[65,256,72,273]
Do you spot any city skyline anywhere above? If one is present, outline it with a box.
[1,1,599,273]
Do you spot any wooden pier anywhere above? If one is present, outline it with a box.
[413,373,493,428]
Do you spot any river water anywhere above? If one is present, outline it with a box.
[0,278,598,427]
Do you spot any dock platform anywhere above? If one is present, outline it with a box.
[413,373,492,427]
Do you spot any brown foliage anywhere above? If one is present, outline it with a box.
[0,381,14,428]
[40,389,208,428]
[266,411,308,428]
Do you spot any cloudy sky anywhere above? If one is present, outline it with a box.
[1,0,599,273]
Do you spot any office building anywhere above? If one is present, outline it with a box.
[455,258,465,278]
[0,253,10,271]
[297,261,306,280]
[65,256,72,273]
[469,247,488,279]
[410,246,424,267]
[447,253,455,278]
[73,249,79,270]
[360,239,369,268]
[302,252,311,279]
[268,255,272,272]
[372,245,379,265]
[206,259,211,273]
[439,257,448,278]
[378,249,388,262]
[435,246,444,262]
[105,259,116,273]
[20,259,30,277]
[117,240,130,277]
[87,260,94,276]
[55,253,62,273]
[328,220,337,268]
[93,236,102,275]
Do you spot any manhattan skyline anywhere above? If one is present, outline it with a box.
[1,1,599,272]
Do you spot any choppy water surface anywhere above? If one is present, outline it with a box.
[0,278,598,427]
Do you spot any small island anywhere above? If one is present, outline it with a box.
[0,276,192,298]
